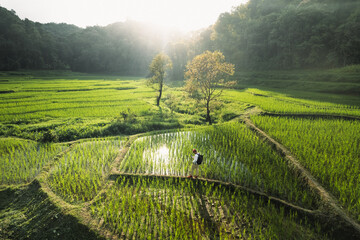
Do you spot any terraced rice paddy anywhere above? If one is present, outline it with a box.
[223,88,360,117]
[91,176,327,240]
[119,124,317,208]
[48,137,124,202]
[251,116,360,221]
[0,138,66,184]
[1,74,360,239]
[0,77,153,122]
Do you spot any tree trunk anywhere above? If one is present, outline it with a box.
[156,80,163,106]
[206,99,212,125]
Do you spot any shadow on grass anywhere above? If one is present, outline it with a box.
[0,181,105,240]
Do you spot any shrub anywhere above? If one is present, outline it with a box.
[39,130,59,143]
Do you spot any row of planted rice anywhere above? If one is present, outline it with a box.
[119,123,318,208]
[0,138,66,184]
[91,176,328,240]
[251,116,360,222]
[47,137,124,202]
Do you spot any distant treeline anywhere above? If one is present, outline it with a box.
[1,0,360,76]
[213,0,360,70]
[168,0,360,78]
[0,7,163,74]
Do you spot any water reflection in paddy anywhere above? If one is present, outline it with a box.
[125,131,260,188]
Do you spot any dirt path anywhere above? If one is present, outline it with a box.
[244,117,360,239]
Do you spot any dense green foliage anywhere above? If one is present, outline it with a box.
[251,116,360,221]
[167,0,360,78]
[92,176,327,239]
[212,0,360,70]
[0,7,162,74]
[0,138,66,184]
[120,124,318,208]
[1,0,360,76]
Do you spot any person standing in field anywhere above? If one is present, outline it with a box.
[187,149,202,179]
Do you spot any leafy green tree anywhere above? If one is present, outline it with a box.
[210,0,360,70]
[184,51,234,125]
[147,53,173,106]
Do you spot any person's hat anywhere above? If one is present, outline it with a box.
[192,149,197,153]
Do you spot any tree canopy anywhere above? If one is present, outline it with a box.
[1,1,360,74]
[165,0,360,78]
[210,0,360,70]
[185,51,234,124]
[147,53,173,106]
[0,7,163,73]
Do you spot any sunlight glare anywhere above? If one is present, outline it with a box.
[0,0,249,32]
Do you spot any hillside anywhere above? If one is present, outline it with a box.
[0,7,163,74]
[1,0,360,75]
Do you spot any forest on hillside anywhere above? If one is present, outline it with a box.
[0,0,359,77]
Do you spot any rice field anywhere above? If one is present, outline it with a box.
[0,137,66,184]
[48,137,124,203]
[91,176,328,240]
[2,76,360,125]
[119,123,318,208]
[223,88,360,117]
[0,77,154,122]
[1,73,360,238]
[251,116,360,221]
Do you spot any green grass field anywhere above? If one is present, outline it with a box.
[1,69,360,239]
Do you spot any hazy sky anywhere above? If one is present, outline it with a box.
[0,0,249,32]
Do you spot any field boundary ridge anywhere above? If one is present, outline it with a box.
[109,172,322,218]
[244,117,360,239]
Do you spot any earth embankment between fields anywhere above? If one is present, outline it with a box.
[109,172,322,217]
[244,117,360,239]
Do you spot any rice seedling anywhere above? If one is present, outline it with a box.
[48,137,124,203]
[119,123,318,208]
[251,116,360,221]
[91,176,329,239]
[0,137,66,184]
[222,88,360,117]
[0,78,154,121]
